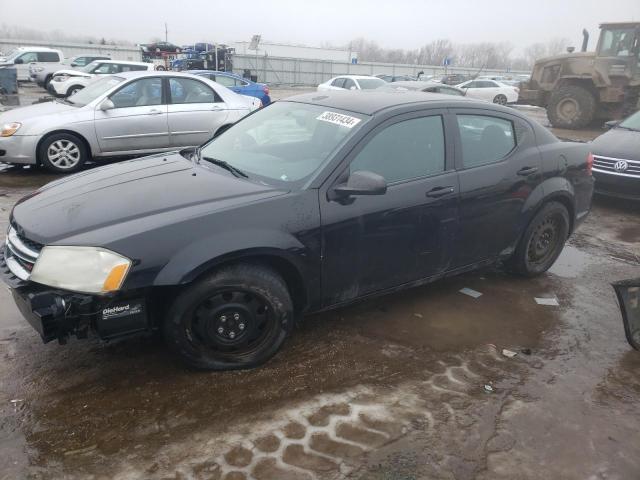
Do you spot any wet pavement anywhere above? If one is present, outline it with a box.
[0,86,639,480]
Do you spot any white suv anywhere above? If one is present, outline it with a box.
[48,60,153,97]
[0,47,64,81]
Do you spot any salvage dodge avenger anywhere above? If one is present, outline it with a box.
[0,91,594,370]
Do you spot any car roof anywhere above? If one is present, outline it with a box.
[188,70,237,76]
[390,81,460,89]
[285,90,480,115]
[115,70,211,80]
[332,75,382,80]
[14,46,60,52]
[96,60,149,65]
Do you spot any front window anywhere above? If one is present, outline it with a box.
[17,52,38,63]
[356,78,386,90]
[199,102,367,186]
[66,75,124,107]
[599,27,637,57]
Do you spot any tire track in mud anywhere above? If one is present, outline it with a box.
[162,346,517,480]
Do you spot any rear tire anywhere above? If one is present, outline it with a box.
[547,85,596,129]
[493,94,508,105]
[38,132,88,173]
[508,201,570,277]
[163,264,294,370]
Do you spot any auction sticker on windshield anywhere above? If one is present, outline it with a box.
[316,111,361,128]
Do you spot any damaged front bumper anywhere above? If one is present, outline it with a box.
[1,245,150,344]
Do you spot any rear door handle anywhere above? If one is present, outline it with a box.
[148,109,163,115]
[517,166,539,176]
[426,186,455,198]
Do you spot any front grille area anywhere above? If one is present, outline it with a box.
[593,155,640,178]
[4,225,42,281]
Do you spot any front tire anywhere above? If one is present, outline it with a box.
[66,85,84,97]
[547,85,596,129]
[163,264,294,370]
[508,201,570,277]
[38,133,88,173]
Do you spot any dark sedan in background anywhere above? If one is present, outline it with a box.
[591,110,640,200]
[379,80,465,96]
[1,91,593,370]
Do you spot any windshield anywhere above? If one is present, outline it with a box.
[357,78,386,90]
[2,49,20,61]
[620,110,640,130]
[199,102,367,187]
[66,75,124,107]
[80,61,99,73]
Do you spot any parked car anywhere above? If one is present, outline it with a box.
[0,71,261,173]
[437,74,469,85]
[29,55,111,89]
[317,75,386,91]
[379,80,465,96]
[590,110,640,200]
[0,91,594,370]
[189,70,270,105]
[171,58,205,71]
[375,74,416,82]
[142,42,181,53]
[47,60,153,97]
[0,47,64,82]
[456,79,519,105]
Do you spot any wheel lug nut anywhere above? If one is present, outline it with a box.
[238,323,245,330]
[220,315,226,322]
[233,313,240,320]
[229,332,235,339]
[217,327,224,334]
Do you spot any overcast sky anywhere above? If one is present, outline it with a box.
[1,0,639,52]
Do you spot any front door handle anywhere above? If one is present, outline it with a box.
[148,109,163,115]
[517,166,539,176]
[426,186,455,198]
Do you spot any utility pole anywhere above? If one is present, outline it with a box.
[165,23,168,42]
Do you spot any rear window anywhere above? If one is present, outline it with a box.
[357,78,386,90]
[457,115,516,168]
[38,52,60,62]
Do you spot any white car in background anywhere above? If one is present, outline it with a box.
[456,79,519,105]
[0,46,64,82]
[48,60,153,97]
[0,71,261,173]
[317,75,386,92]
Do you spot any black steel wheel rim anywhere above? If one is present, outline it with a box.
[185,289,275,359]
[527,215,560,267]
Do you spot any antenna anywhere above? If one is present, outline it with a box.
[165,23,168,43]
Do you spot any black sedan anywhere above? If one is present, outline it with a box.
[379,80,465,96]
[1,91,594,370]
[591,110,640,200]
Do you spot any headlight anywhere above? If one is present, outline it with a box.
[54,75,68,82]
[30,246,132,294]
[0,122,21,137]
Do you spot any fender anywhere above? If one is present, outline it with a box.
[522,176,576,231]
[153,226,316,287]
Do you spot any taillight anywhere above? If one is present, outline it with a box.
[263,85,269,95]
[586,152,594,175]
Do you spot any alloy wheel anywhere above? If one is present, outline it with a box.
[47,140,81,169]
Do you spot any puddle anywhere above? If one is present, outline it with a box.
[549,244,604,278]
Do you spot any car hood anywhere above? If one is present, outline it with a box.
[54,69,91,78]
[0,100,77,123]
[591,128,640,160]
[11,153,287,245]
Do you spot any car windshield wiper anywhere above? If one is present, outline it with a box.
[55,97,75,106]
[200,154,248,178]
[617,125,640,132]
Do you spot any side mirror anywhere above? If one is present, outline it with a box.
[612,278,640,350]
[99,99,115,111]
[605,120,620,129]
[14,58,23,64]
[349,86,357,90]
[329,170,387,201]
